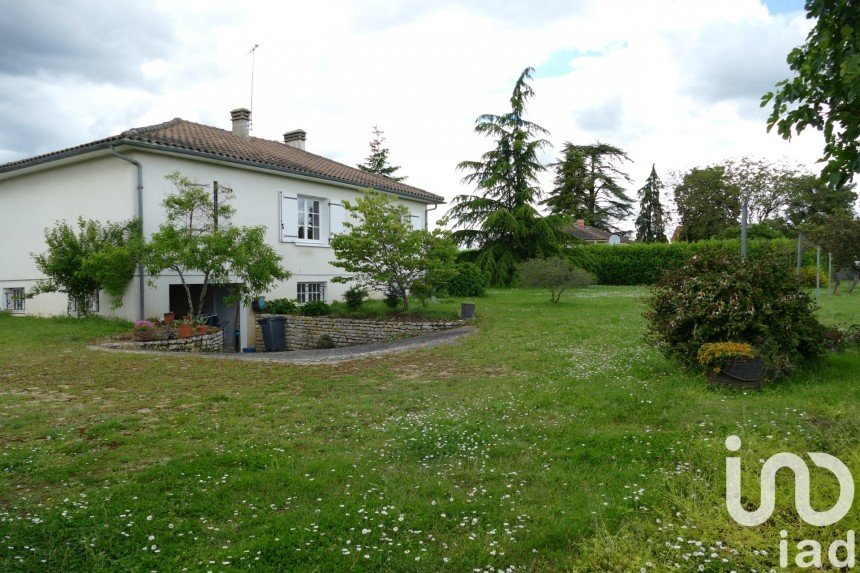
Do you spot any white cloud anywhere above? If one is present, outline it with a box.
[0,0,823,232]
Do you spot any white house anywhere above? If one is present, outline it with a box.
[0,108,444,347]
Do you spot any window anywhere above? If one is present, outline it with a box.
[297,282,326,303]
[3,288,25,312]
[70,292,100,314]
[298,197,321,241]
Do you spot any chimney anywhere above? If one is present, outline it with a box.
[576,219,586,228]
[283,129,306,150]
[230,108,251,140]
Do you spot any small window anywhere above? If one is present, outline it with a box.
[70,292,100,314]
[298,197,321,241]
[297,282,326,303]
[3,288,25,312]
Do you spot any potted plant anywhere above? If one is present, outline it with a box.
[697,342,765,389]
[176,316,194,338]
[133,320,158,341]
[195,317,208,335]
[163,312,175,325]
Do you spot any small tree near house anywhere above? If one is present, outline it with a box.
[144,172,290,318]
[330,190,457,313]
[29,217,143,316]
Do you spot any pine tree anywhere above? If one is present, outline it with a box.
[356,126,406,182]
[542,142,634,231]
[634,164,668,243]
[448,67,565,286]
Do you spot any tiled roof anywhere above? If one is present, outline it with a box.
[568,224,630,243]
[0,118,444,203]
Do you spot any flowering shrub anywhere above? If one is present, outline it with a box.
[133,320,155,331]
[644,247,825,366]
[697,342,756,372]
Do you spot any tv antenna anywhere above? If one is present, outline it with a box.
[247,43,260,131]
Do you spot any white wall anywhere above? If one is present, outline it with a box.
[0,148,433,332]
[0,154,138,317]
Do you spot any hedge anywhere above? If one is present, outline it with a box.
[566,239,811,285]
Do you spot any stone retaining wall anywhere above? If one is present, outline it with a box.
[254,315,464,352]
[101,331,224,353]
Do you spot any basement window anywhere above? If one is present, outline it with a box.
[70,291,100,314]
[297,282,326,303]
[3,288,25,313]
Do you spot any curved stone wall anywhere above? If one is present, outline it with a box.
[100,331,224,353]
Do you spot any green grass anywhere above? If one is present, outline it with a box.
[0,288,858,572]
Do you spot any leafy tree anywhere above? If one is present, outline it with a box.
[762,0,860,189]
[30,217,142,316]
[721,157,795,223]
[715,219,792,240]
[784,172,858,227]
[144,172,290,318]
[449,67,565,286]
[331,190,457,313]
[543,142,634,232]
[634,164,668,243]
[356,126,406,181]
[806,211,860,269]
[519,256,595,303]
[673,165,740,241]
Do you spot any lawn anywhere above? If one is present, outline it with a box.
[0,287,858,572]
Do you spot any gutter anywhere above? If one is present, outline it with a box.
[109,145,146,321]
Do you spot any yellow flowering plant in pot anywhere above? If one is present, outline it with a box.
[697,342,765,389]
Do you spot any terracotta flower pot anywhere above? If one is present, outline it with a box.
[163,312,175,325]
[196,325,207,335]
[177,324,194,338]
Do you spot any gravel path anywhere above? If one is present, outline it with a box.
[88,326,475,365]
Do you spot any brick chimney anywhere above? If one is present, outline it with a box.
[283,129,306,150]
[576,219,586,228]
[230,108,251,140]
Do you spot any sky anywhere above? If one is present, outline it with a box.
[0,0,825,229]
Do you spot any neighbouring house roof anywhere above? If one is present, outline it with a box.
[567,222,630,243]
[0,118,444,203]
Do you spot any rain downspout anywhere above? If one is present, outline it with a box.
[109,145,145,321]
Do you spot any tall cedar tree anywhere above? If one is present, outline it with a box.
[762,0,860,189]
[634,164,667,242]
[449,67,564,286]
[356,126,406,182]
[542,142,634,232]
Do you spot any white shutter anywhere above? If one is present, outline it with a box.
[281,191,298,242]
[329,201,346,239]
[409,207,423,229]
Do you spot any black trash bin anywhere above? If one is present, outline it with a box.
[257,316,287,352]
[219,320,232,352]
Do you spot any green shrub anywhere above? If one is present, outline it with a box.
[315,334,336,349]
[445,263,488,297]
[267,298,298,314]
[567,238,803,286]
[301,300,331,316]
[519,257,595,303]
[800,266,828,288]
[343,285,368,310]
[644,247,825,367]
[384,285,401,309]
